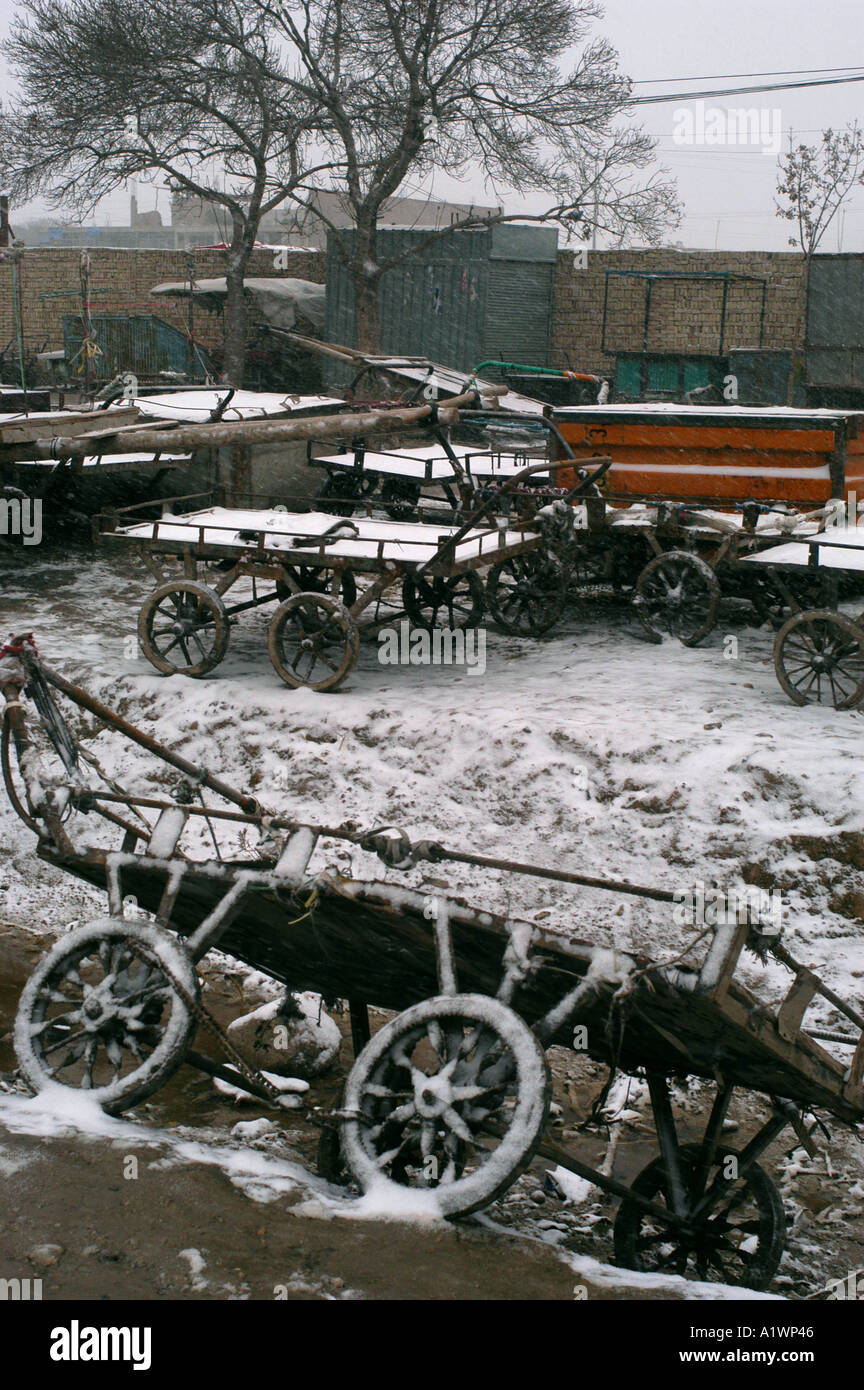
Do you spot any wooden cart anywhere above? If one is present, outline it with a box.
[737,525,864,707]
[99,495,573,691]
[560,497,834,646]
[2,645,862,1290]
[308,441,552,521]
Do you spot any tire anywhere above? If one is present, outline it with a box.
[341,993,550,1218]
[15,918,199,1116]
[137,580,229,677]
[773,609,864,708]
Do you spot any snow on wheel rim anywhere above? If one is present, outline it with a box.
[773,609,864,709]
[340,993,550,1218]
[14,918,199,1115]
[137,579,229,677]
[267,591,360,691]
[633,549,720,647]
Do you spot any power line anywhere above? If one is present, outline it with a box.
[631,74,864,104]
[634,66,864,85]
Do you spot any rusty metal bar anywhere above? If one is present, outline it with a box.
[39,664,260,815]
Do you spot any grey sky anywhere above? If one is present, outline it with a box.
[1,0,862,249]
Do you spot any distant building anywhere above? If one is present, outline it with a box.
[171,188,501,249]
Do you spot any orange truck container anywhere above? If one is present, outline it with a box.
[551,404,864,508]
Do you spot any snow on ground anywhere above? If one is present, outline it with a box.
[3,543,863,1012]
[0,1084,777,1301]
[1,541,864,1295]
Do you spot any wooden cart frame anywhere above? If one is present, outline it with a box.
[2,642,862,1290]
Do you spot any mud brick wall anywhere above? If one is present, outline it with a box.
[0,246,325,361]
[1,241,807,383]
[551,250,807,376]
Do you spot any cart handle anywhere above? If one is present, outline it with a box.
[415,455,613,577]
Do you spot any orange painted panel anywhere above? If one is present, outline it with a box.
[557,423,837,453]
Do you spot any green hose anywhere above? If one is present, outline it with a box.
[472,359,600,382]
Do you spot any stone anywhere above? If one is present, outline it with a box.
[28,1243,63,1267]
[227,992,341,1079]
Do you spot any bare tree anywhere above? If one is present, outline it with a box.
[776,123,864,399]
[0,0,339,382]
[260,0,680,351]
[776,123,864,258]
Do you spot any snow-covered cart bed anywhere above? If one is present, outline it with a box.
[99,494,572,690]
[308,441,554,521]
[2,643,863,1290]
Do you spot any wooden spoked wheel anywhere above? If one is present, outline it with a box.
[340,993,550,1218]
[633,550,720,646]
[380,477,422,521]
[401,573,485,633]
[485,552,568,636]
[267,592,360,691]
[613,1145,786,1291]
[138,580,229,677]
[773,610,864,708]
[15,918,199,1116]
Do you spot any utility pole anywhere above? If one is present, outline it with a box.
[591,160,599,251]
[0,195,9,249]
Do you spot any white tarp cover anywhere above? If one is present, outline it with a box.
[149,277,325,332]
[126,390,344,422]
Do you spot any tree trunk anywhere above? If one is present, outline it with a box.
[787,252,811,407]
[223,219,255,386]
[354,276,382,355]
[352,221,382,354]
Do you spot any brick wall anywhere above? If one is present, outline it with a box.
[550,249,807,376]
[0,245,325,364]
[1,241,808,384]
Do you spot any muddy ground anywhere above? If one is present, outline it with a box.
[1,921,861,1301]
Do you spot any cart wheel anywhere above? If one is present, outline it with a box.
[267,592,360,691]
[747,573,815,630]
[14,917,199,1116]
[485,553,567,636]
[138,579,229,677]
[381,477,421,521]
[566,549,615,600]
[316,471,377,517]
[402,573,485,632]
[773,609,864,708]
[633,550,720,646]
[1,683,79,834]
[613,1144,785,1291]
[340,993,550,1218]
[276,565,357,609]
